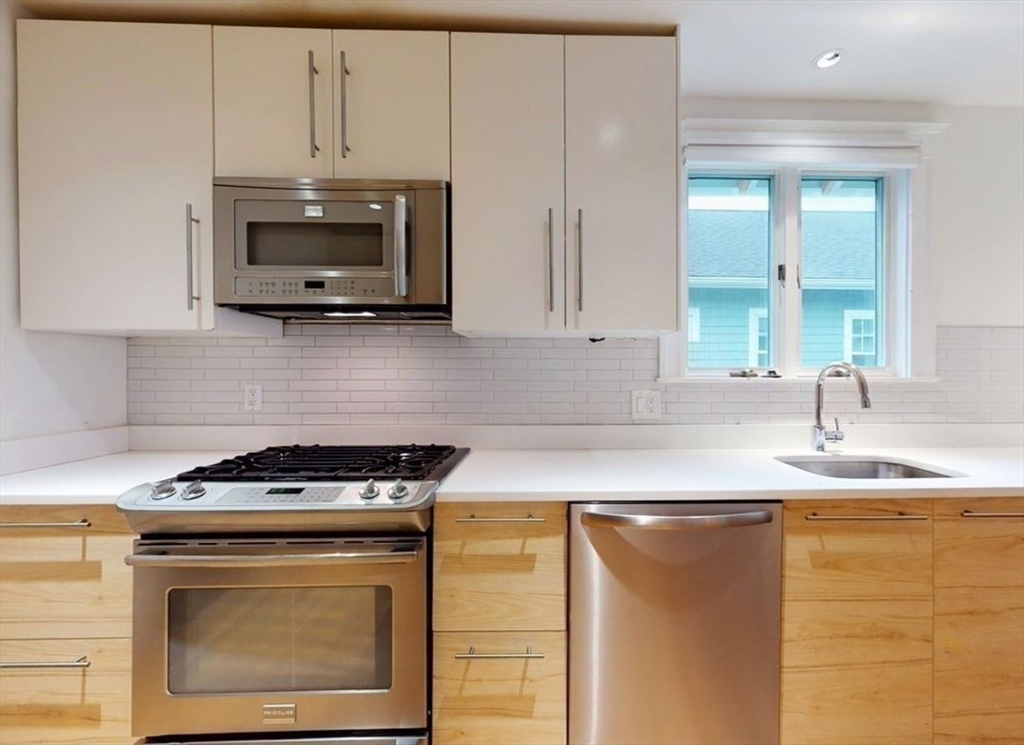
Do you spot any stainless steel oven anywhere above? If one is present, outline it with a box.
[127,536,427,739]
[214,178,449,322]
[117,444,470,745]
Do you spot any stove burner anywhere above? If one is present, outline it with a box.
[176,444,459,482]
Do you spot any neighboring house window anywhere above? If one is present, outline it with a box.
[844,309,877,367]
[748,308,768,367]
[688,308,701,343]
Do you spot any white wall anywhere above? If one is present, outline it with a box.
[0,0,126,443]
[930,105,1024,327]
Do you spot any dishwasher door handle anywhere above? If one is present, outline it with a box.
[581,509,774,531]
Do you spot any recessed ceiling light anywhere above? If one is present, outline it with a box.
[814,49,844,69]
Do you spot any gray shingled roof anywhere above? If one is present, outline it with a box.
[688,210,877,282]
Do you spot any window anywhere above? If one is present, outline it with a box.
[687,307,701,343]
[658,120,936,382]
[844,310,877,367]
[748,309,768,367]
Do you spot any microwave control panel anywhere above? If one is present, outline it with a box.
[235,277,396,297]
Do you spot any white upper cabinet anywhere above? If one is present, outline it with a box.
[451,32,678,337]
[214,28,450,180]
[331,31,450,179]
[565,36,678,334]
[214,27,335,179]
[17,20,275,336]
[451,33,566,334]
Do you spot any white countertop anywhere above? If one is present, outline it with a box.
[0,447,1021,505]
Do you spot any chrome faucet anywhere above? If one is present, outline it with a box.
[814,362,871,452]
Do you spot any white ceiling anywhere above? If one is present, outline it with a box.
[19,0,1024,107]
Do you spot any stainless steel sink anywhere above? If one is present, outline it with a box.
[776,455,953,479]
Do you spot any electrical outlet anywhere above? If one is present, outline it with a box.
[243,383,263,412]
[631,390,662,420]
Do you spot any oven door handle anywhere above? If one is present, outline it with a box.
[125,548,421,568]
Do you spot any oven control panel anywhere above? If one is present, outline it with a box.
[120,479,431,510]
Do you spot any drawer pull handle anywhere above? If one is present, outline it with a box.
[0,518,92,529]
[454,515,546,524]
[961,510,1024,518]
[0,655,90,670]
[455,646,544,660]
[805,512,928,521]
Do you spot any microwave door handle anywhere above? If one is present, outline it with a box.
[394,194,408,297]
[124,548,421,568]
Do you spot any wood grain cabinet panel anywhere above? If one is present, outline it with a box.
[433,631,566,745]
[781,500,933,745]
[933,497,1024,745]
[434,502,566,632]
[0,636,132,745]
[0,506,133,640]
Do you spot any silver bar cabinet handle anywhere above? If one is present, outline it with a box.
[805,512,928,521]
[394,194,408,297]
[125,549,420,569]
[339,51,351,157]
[548,207,555,313]
[577,208,583,312]
[307,50,320,158]
[961,510,1024,518]
[0,518,91,529]
[185,204,200,311]
[582,510,773,531]
[455,646,545,660]
[454,515,546,524]
[0,655,90,670]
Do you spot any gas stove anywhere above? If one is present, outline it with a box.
[116,443,469,535]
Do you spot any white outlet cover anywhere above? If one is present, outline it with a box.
[243,383,263,412]
[631,390,662,420]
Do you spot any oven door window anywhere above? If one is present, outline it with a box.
[235,199,395,272]
[166,585,392,694]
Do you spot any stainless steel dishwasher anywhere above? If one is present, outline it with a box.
[569,502,782,745]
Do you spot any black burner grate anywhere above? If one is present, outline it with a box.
[177,444,459,482]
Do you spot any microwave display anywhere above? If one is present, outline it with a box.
[247,222,385,268]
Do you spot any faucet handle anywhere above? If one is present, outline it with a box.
[826,417,845,443]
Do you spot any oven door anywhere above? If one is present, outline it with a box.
[127,537,427,739]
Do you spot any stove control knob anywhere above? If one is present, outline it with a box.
[150,479,176,500]
[388,480,409,501]
[359,479,380,500]
[181,480,206,501]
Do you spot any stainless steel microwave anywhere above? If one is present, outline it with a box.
[214,178,449,322]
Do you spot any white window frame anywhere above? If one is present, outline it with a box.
[844,309,877,365]
[659,119,940,382]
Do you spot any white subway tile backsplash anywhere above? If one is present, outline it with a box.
[127,325,1024,426]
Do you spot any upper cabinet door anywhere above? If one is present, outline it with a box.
[451,33,565,334]
[565,36,678,335]
[332,31,450,180]
[214,27,334,178]
[17,20,215,332]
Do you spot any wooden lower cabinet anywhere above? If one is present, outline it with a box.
[0,505,133,745]
[433,501,567,744]
[933,497,1024,745]
[0,636,132,745]
[781,499,934,745]
[433,631,566,745]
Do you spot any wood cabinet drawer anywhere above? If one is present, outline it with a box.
[0,506,133,639]
[433,631,566,745]
[934,497,1024,744]
[434,502,565,631]
[783,499,933,600]
[0,636,131,745]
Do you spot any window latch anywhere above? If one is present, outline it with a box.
[777,264,786,286]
